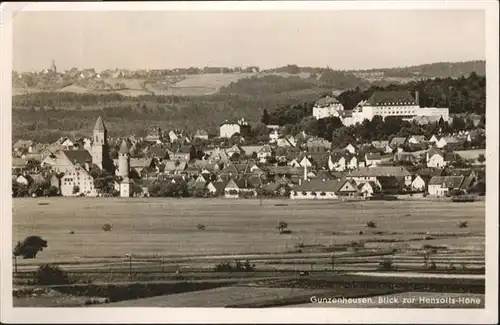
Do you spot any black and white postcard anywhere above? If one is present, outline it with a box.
[1,1,498,323]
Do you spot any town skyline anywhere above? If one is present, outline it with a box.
[13,10,485,73]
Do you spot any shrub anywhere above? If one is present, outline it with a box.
[320,191,326,196]
[366,220,377,228]
[34,264,71,285]
[428,261,437,270]
[294,241,305,249]
[302,191,307,196]
[378,259,395,271]
[311,191,317,196]
[214,260,255,272]
[102,223,113,232]
[197,224,206,231]
[459,221,468,228]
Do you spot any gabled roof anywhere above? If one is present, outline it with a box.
[262,182,282,192]
[446,168,474,177]
[389,137,407,147]
[294,178,357,193]
[145,146,171,159]
[440,136,461,144]
[416,168,444,178]
[24,153,43,162]
[163,160,187,172]
[258,145,272,154]
[428,176,464,188]
[63,150,92,166]
[130,158,153,168]
[220,164,240,175]
[427,148,443,158]
[175,146,192,154]
[13,140,33,149]
[12,157,27,168]
[315,95,341,107]
[29,173,46,184]
[347,166,411,178]
[366,152,382,160]
[195,129,208,136]
[394,152,418,162]
[378,176,405,189]
[365,91,417,106]
[409,135,426,142]
[460,175,475,190]
[267,166,305,175]
[371,140,389,149]
[444,152,459,162]
[211,180,228,194]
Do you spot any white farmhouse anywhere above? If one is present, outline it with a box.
[428,176,464,197]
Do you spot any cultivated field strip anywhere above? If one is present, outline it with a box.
[13,198,485,285]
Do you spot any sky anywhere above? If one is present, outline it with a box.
[12,9,485,72]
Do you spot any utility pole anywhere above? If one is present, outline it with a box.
[259,174,263,206]
[126,254,132,279]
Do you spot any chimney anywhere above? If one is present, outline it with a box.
[415,91,419,106]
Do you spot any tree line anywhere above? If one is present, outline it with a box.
[336,73,485,114]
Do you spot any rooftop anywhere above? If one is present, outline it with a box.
[93,116,106,132]
[365,91,417,107]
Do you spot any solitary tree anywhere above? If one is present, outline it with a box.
[477,154,486,165]
[15,236,48,259]
[277,221,288,234]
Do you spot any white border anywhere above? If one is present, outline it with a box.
[1,1,498,324]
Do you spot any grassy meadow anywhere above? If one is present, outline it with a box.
[12,198,485,265]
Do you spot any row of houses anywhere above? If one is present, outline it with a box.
[12,117,484,199]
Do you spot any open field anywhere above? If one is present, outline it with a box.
[104,285,329,307]
[455,149,486,162]
[13,198,485,265]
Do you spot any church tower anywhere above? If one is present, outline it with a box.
[118,139,132,197]
[91,116,108,170]
[118,139,130,179]
[50,59,57,74]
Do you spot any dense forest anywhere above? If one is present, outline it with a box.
[337,73,486,113]
[352,60,486,78]
[262,61,485,79]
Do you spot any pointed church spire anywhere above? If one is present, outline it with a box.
[119,139,129,154]
[94,116,106,132]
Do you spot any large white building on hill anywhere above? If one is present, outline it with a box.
[342,91,449,126]
[312,95,344,119]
